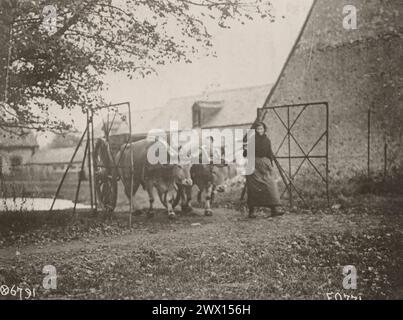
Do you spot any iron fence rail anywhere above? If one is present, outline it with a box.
[257,101,330,207]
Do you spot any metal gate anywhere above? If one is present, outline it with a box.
[257,102,329,207]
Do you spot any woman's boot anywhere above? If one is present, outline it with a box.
[271,206,283,217]
[248,206,256,218]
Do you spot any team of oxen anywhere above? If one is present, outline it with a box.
[116,136,241,218]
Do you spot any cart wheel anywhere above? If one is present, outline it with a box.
[93,138,118,213]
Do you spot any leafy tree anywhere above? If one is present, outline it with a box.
[47,132,81,149]
[0,0,273,133]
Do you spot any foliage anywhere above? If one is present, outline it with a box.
[346,166,403,195]
[0,0,274,132]
[47,132,81,149]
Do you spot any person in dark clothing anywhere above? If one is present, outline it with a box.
[254,123,275,162]
[244,121,282,218]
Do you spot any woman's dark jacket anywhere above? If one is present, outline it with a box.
[243,133,274,164]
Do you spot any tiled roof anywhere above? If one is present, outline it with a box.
[151,84,272,131]
[92,84,272,137]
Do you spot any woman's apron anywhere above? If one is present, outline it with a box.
[246,157,281,207]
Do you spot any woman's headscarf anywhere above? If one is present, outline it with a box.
[243,121,268,147]
[252,121,267,134]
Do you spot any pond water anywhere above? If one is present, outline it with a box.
[0,198,91,211]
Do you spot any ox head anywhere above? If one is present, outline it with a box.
[150,138,193,186]
[209,163,239,193]
[168,143,193,187]
[210,165,228,193]
[172,163,193,186]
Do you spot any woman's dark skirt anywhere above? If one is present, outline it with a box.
[246,157,281,208]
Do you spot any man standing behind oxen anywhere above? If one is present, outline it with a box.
[244,121,283,219]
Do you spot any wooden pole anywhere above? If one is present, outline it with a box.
[367,108,371,178]
[73,138,88,215]
[128,103,133,227]
[4,21,13,103]
[50,127,87,211]
[91,108,97,213]
[384,142,388,179]
[86,110,94,212]
[326,102,330,206]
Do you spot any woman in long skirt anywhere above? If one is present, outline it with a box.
[245,121,282,218]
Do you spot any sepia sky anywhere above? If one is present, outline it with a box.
[38,0,313,146]
[103,0,313,109]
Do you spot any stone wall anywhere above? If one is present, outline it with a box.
[263,0,403,186]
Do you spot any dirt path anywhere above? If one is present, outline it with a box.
[0,202,402,299]
[0,207,381,260]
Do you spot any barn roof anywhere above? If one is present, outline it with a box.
[0,128,39,148]
[155,95,198,131]
[197,84,272,128]
[150,83,272,131]
[92,84,272,136]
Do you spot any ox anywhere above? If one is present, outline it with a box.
[178,142,240,216]
[116,138,192,218]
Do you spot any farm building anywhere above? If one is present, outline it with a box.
[27,146,87,180]
[264,0,403,181]
[148,84,272,132]
[94,83,272,153]
[93,0,402,185]
[0,128,39,177]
